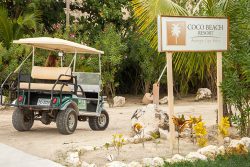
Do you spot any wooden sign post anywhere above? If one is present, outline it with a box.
[166,52,175,152]
[217,52,223,142]
[158,16,229,153]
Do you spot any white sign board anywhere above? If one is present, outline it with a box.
[158,16,229,52]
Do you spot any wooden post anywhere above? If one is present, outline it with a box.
[217,52,223,123]
[166,52,175,153]
[217,52,223,141]
[153,83,159,106]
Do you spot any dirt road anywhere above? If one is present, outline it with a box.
[0,97,217,164]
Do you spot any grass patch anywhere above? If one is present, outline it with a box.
[164,153,250,167]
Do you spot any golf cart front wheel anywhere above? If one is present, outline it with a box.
[12,108,34,131]
[89,110,109,131]
[56,107,78,135]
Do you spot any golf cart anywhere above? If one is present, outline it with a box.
[0,37,109,135]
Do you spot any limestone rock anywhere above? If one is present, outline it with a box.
[131,104,159,138]
[218,146,225,155]
[195,88,212,101]
[158,111,169,130]
[153,157,164,166]
[228,139,245,148]
[142,158,154,167]
[142,93,153,105]
[159,128,168,139]
[65,152,80,166]
[113,96,126,107]
[224,137,231,145]
[159,96,168,104]
[171,154,186,163]
[227,139,248,154]
[240,137,250,148]
[185,152,207,161]
[197,145,219,159]
[105,161,127,167]
[128,161,142,167]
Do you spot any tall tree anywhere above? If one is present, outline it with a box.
[0,6,39,49]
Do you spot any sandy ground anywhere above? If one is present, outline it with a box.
[0,96,218,165]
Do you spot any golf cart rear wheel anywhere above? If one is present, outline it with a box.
[56,107,77,135]
[89,110,109,131]
[12,108,34,131]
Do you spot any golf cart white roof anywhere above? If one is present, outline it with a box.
[13,37,104,54]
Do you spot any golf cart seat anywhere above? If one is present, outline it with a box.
[19,66,72,92]
[31,66,72,81]
[19,83,71,92]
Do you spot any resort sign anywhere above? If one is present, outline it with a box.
[158,16,229,52]
[157,16,229,152]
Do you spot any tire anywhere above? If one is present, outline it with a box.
[89,110,109,131]
[12,108,34,131]
[56,107,77,135]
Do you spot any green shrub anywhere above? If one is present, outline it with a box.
[164,153,250,167]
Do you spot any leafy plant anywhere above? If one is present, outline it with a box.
[189,115,202,144]
[151,132,160,150]
[112,133,125,156]
[218,117,230,137]
[132,122,145,148]
[104,142,110,150]
[172,114,191,153]
[194,122,208,147]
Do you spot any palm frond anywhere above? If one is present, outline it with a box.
[132,0,188,49]
[0,7,13,49]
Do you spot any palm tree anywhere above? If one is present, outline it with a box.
[171,24,181,44]
[0,6,39,49]
[131,0,233,94]
[132,0,187,49]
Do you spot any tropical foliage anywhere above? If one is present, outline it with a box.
[0,6,39,49]
[194,121,208,147]
[172,115,191,153]
[94,24,127,103]
[218,117,230,137]
[221,0,250,136]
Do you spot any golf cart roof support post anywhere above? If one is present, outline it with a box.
[32,46,35,67]
[99,53,101,74]
[60,57,63,67]
[98,53,102,92]
[13,51,33,74]
[73,49,77,72]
